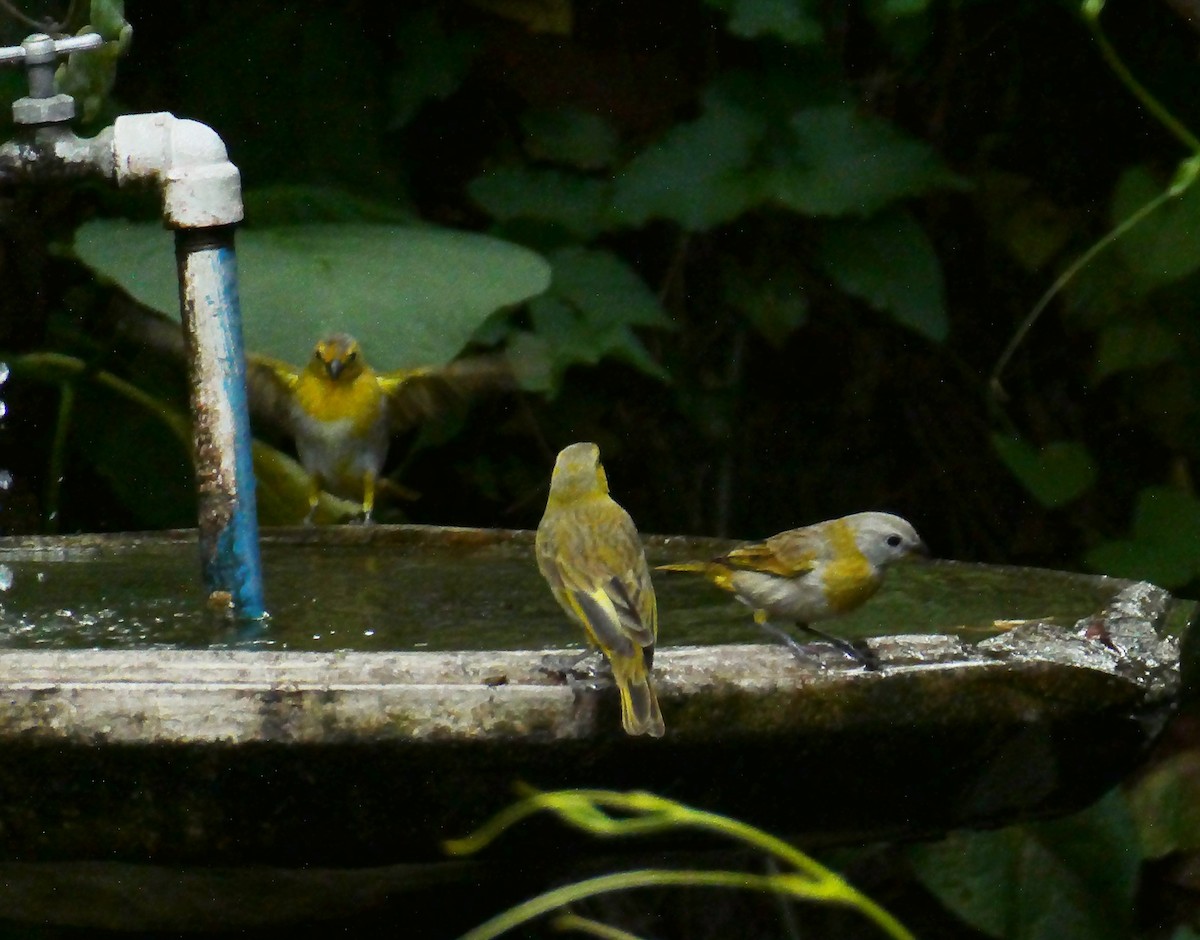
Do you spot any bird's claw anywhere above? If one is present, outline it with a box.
[537,649,604,684]
[758,621,880,671]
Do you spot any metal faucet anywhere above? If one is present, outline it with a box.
[0,33,266,619]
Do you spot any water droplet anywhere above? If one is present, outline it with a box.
[0,400,6,420]
[0,362,8,385]
[0,564,12,592]
[0,470,11,491]
[363,629,375,637]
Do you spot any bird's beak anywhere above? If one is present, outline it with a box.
[912,540,931,558]
[325,358,344,380]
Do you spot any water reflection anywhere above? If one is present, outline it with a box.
[0,531,1129,653]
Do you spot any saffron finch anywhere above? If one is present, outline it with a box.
[247,333,513,522]
[536,442,665,737]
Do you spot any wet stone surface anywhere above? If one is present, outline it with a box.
[0,525,1148,651]
[0,525,1183,929]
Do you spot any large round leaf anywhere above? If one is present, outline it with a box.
[74,220,551,370]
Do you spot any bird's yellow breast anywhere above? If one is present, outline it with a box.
[819,519,881,613]
[293,371,386,437]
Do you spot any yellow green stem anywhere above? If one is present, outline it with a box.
[991,1,1200,399]
[457,868,912,940]
[1082,1,1200,154]
[448,790,914,940]
[551,912,651,940]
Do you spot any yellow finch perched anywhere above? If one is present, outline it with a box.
[658,511,925,668]
[536,442,665,738]
[247,333,513,523]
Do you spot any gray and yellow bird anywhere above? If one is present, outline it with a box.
[658,511,925,667]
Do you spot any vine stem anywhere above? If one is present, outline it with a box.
[990,0,1200,400]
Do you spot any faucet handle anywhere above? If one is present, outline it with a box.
[0,32,105,124]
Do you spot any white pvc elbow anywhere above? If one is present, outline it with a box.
[111,112,243,228]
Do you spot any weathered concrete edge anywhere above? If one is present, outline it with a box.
[0,627,1163,745]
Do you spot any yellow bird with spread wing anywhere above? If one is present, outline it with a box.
[247,333,513,522]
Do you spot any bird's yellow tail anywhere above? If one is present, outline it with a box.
[655,561,710,572]
[656,561,735,593]
[611,655,665,738]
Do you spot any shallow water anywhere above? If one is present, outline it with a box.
[0,527,1141,651]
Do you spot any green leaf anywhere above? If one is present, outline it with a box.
[992,436,1096,508]
[907,789,1140,940]
[1111,164,1200,290]
[516,248,672,393]
[549,247,672,330]
[723,258,809,348]
[389,8,480,128]
[703,0,824,45]
[469,167,613,240]
[814,210,948,341]
[1127,749,1200,858]
[1092,320,1180,381]
[766,105,964,216]
[54,1,132,124]
[1085,485,1200,587]
[612,100,762,231]
[521,108,621,170]
[89,0,128,37]
[73,221,551,371]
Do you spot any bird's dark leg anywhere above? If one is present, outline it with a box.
[539,647,604,681]
[754,611,879,670]
[752,612,812,661]
[795,622,880,670]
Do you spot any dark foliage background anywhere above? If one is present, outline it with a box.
[3,1,1200,938]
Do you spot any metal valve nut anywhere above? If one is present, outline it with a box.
[12,93,75,125]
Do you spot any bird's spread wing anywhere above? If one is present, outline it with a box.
[245,354,301,432]
[722,533,820,578]
[380,354,516,433]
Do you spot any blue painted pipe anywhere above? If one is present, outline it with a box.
[175,226,265,620]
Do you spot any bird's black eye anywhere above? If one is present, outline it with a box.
[886,534,903,548]
[346,351,357,361]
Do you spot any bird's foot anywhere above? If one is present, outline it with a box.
[537,648,604,683]
[758,621,880,671]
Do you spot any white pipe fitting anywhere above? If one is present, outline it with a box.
[112,112,243,228]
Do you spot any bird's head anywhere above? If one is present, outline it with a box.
[547,441,610,504]
[309,333,366,382]
[847,512,927,567]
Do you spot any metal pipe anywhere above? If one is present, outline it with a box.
[0,35,266,619]
[176,227,265,618]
